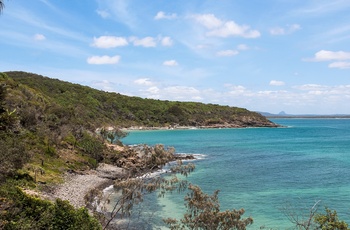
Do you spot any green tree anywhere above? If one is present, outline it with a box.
[0,136,29,181]
[105,128,128,144]
[314,208,349,230]
[164,184,253,230]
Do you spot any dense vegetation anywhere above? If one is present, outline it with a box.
[5,71,277,129]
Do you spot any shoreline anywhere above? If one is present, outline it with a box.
[42,151,195,209]
[124,123,280,131]
[43,163,127,209]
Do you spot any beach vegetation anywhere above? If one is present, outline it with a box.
[314,207,348,229]
[164,184,253,230]
[0,180,101,229]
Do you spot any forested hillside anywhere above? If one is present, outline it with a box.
[0,71,278,229]
[5,71,278,129]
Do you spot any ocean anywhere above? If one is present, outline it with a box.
[109,118,350,229]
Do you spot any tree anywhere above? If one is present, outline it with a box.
[0,135,29,181]
[101,127,128,144]
[164,184,253,230]
[314,208,349,230]
[100,160,195,229]
[282,200,321,230]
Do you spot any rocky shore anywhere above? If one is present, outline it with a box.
[43,144,192,210]
[45,163,127,208]
[126,122,280,131]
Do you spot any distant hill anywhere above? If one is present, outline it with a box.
[5,71,278,129]
[258,111,350,118]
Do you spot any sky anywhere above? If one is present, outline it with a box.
[1,0,350,114]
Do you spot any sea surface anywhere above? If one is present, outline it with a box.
[109,118,350,229]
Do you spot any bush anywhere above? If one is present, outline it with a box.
[0,184,102,229]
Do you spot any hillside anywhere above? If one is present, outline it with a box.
[5,71,278,129]
[0,71,278,228]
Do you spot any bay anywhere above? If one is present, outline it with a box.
[117,118,350,229]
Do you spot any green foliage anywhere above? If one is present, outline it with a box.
[4,71,276,129]
[314,208,349,230]
[0,183,102,229]
[77,131,105,162]
[0,134,29,182]
[99,127,128,144]
[164,184,253,230]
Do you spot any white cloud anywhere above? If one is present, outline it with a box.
[134,78,154,86]
[163,86,201,100]
[161,36,173,46]
[87,55,120,64]
[270,24,301,35]
[192,14,223,29]
[163,60,178,66]
[224,84,248,95]
[154,11,177,20]
[145,86,160,94]
[96,10,110,19]
[237,44,249,50]
[34,33,46,41]
[92,36,128,48]
[92,80,114,91]
[309,50,350,61]
[270,27,285,35]
[270,80,285,86]
[293,84,327,91]
[293,84,350,97]
[216,49,239,57]
[192,14,260,38]
[304,50,350,68]
[329,61,350,69]
[207,21,260,38]
[130,36,156,47]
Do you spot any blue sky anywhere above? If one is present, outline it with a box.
[1,0,350,114]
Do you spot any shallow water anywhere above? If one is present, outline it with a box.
[113,118,350,229]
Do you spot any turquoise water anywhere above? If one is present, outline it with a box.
[119,119,350,229]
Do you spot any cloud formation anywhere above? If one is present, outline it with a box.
[129,36,157,47]
[87,55,120,64]
[163,60,178,66]
[312,50,350,61]
[34,34,46,41]
[154,11,177,20]
[193,14,260,38]
[92,36,128,48]
[270,80,285,86]
[96,10,109,19]
[270,24,301,35]
[216,49,239,57]
[161,36,173,46]
[305,50,350,69]
[134,78,154,86]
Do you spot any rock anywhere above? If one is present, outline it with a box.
[96,163,127,179]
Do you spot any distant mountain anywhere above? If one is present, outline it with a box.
[257,111,350,118]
